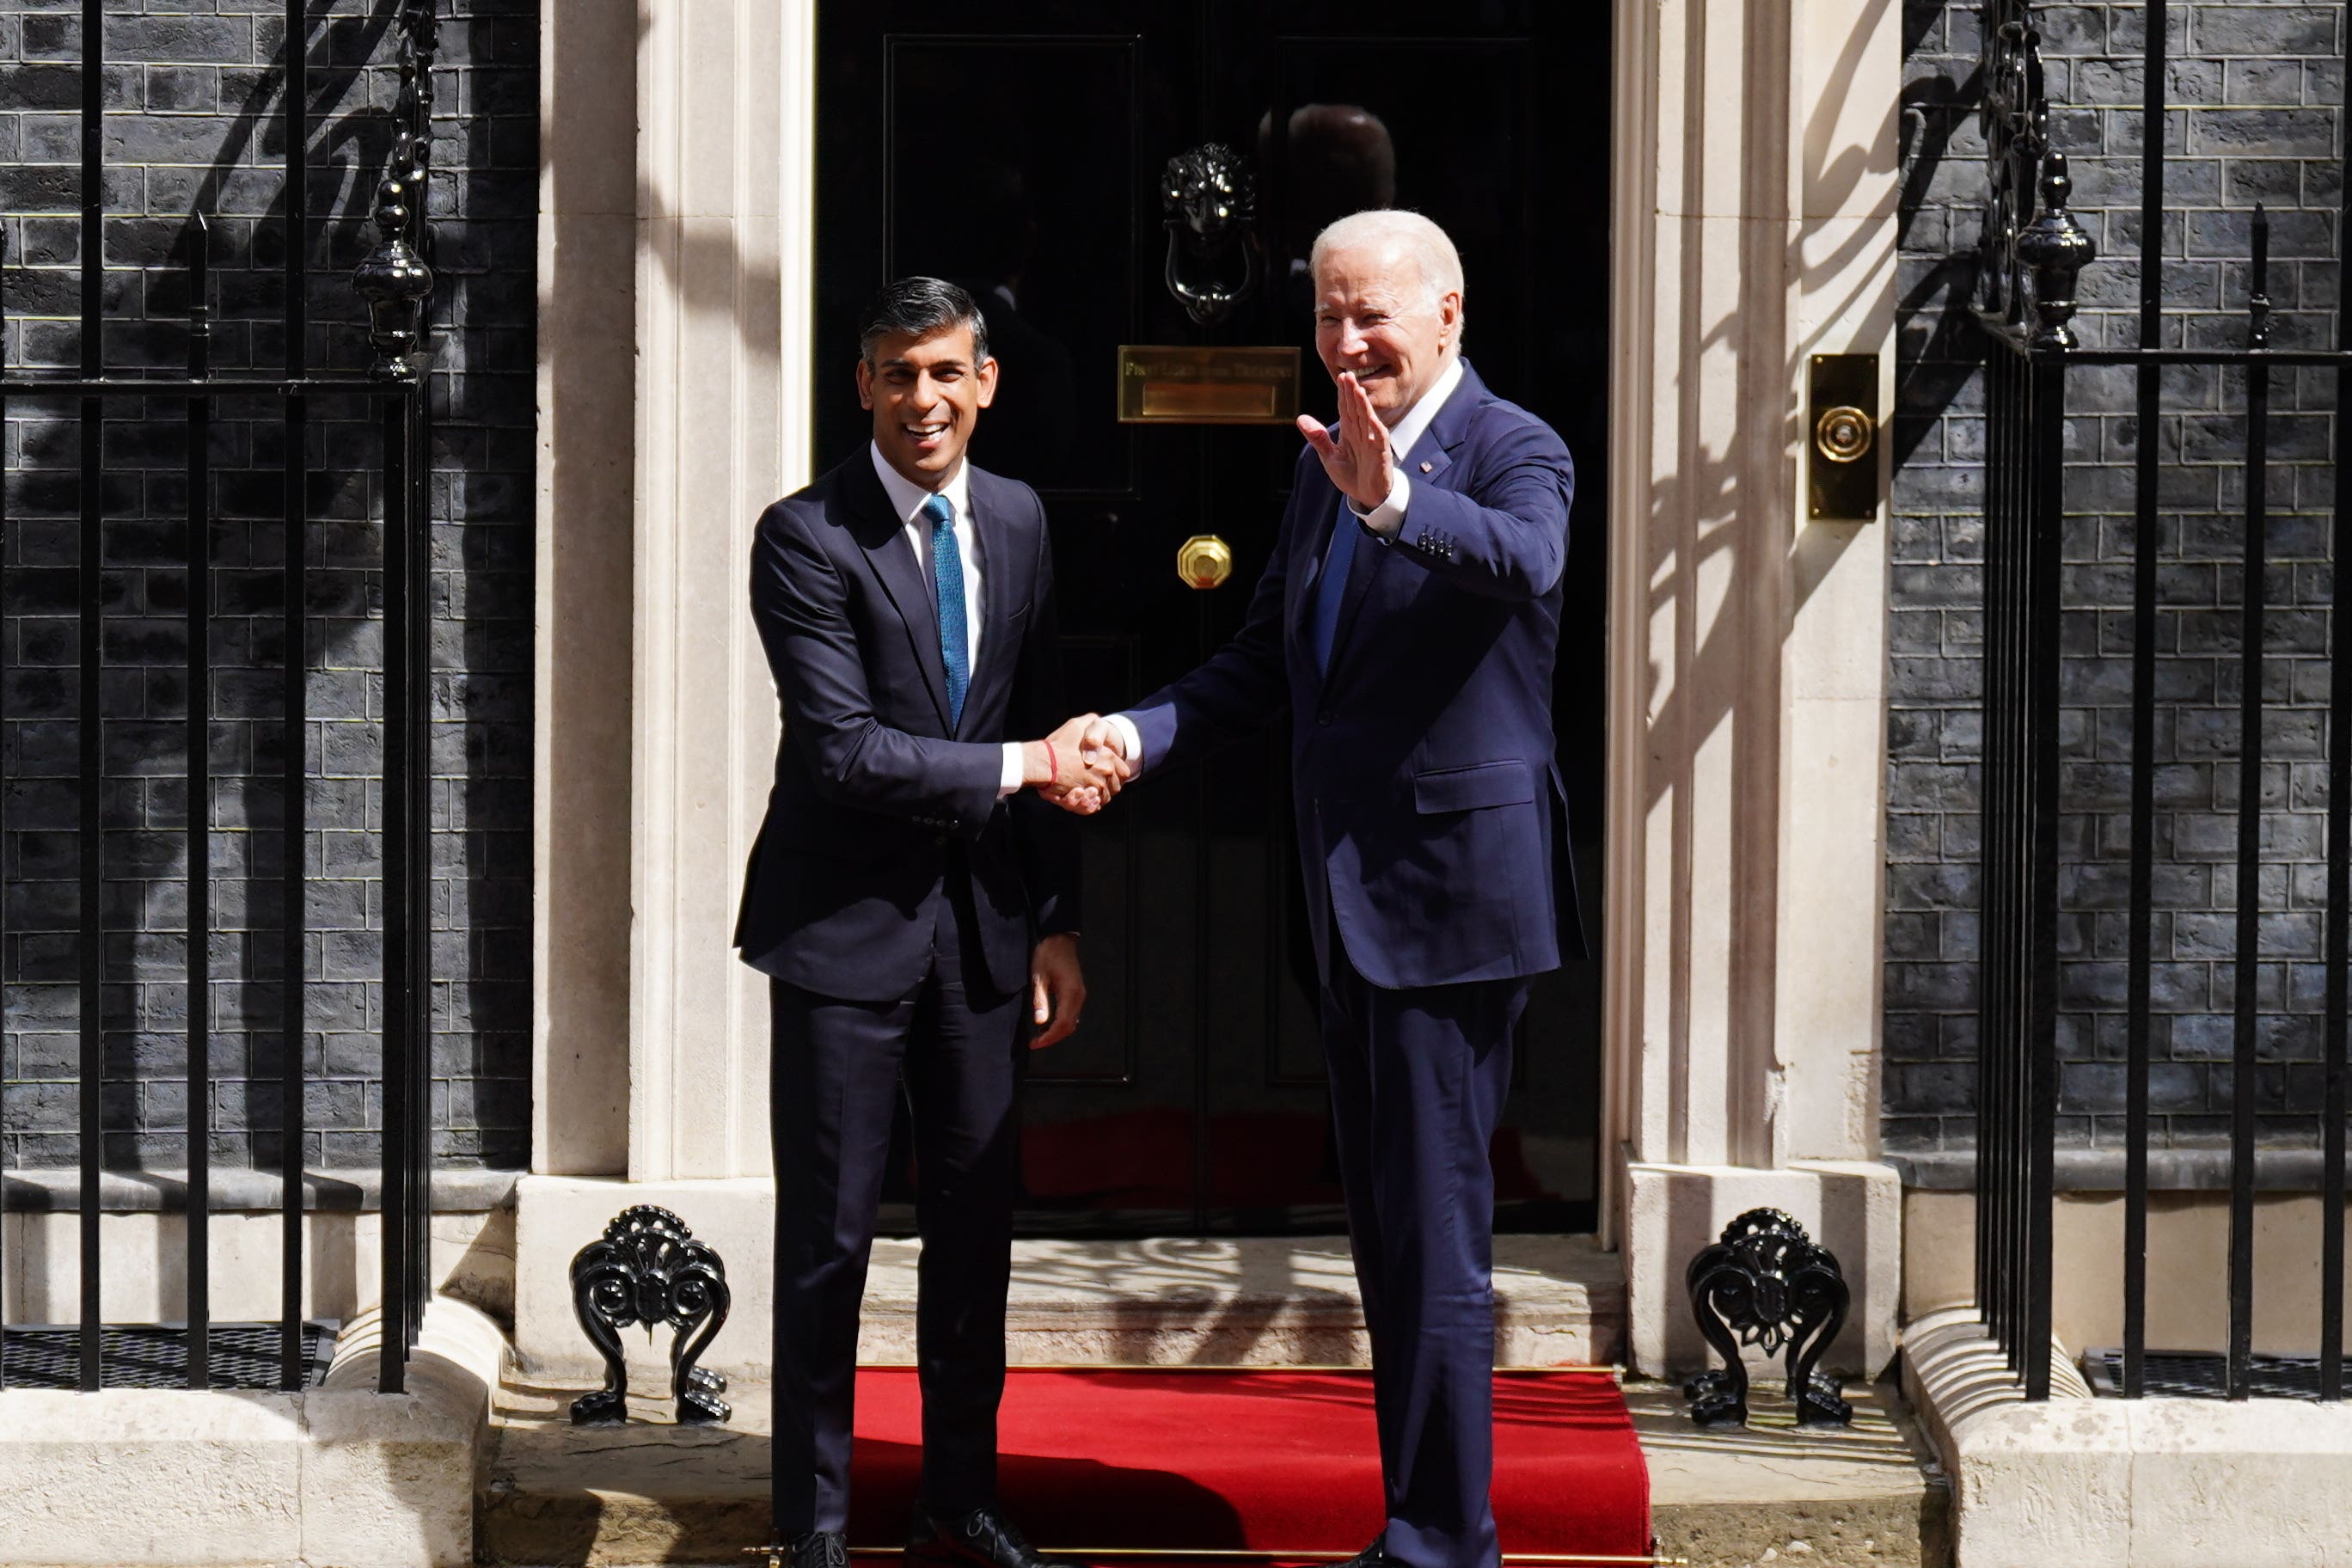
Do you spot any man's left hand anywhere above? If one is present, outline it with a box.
[1296,370,1395,513]
[1029,934,1085,1050]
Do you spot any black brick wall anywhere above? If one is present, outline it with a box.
[1893,1,2349,1155]
[0,1,535,1170]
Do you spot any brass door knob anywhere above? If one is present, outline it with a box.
[1815,404,1875,465]
[1178,534,1234,590]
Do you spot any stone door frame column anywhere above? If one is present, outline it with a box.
[625,0,808,1183]
[530,0,637,1179]
[519,0,817,1379]
[1602,0,1904,1376]
[534,0,815,1185]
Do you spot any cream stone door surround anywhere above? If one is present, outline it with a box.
[624,0,810,1182]
[1605,0,1902,1375]
[529,0,1902,1379]
[535,0,815,1183]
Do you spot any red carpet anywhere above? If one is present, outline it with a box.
[845,1368,1651,1564]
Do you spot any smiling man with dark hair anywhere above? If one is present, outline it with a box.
[738,276,1124,1568]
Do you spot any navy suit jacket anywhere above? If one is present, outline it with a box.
[733,453,1080,1003]
[1129,360,1584,989]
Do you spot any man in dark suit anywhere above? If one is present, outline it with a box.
[738,277,1122,1568]
[1082,211,1581,1568]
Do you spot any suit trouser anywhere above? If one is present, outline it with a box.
[1320,951,1529,1568]
[769,875,1025,1535]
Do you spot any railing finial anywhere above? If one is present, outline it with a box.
[2018,152,2097,350]
[1978,2,2098,348]
[352,1,440,378]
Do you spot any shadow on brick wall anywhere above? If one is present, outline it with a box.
[0,0,534,1172]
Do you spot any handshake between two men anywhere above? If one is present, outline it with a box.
[744,209,1583,1568]
[1016,714,1131,815]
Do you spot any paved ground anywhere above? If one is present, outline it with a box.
[1636,1380,1949,1568]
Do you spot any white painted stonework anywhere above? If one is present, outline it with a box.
[1626,1159,1902,1378]
[1905,1187,2352,1361]
[532,0,637,1179]
[1601,0,1909,1375]
[1905,1306,2352,1568]
[0,1299,504,1568]
[514,1175,777,1381]
[624,0,812,1185]
[1604,0,1900,1179]
[2,1205,512,1327]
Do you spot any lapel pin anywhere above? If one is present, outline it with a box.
[1420,461,1433,474]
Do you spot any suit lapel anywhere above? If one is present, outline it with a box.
[1287,482,1389,689]
[842,456,953,729]
[1289,486,1342,665]
[1320,510,1390,680]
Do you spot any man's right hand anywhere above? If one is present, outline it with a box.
[1057,715,1132,816]
[1023,713,1130,814]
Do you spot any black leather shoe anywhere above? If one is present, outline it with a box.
[788,1531,849,1568]
[1332,1540,1385,1568]
[905,1505,1082,1568]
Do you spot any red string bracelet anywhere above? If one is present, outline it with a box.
[1043,738,1059,787]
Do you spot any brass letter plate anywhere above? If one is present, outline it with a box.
[1118,346,1302,426]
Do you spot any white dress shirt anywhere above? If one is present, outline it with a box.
[867,444,1027,795]
[1104,356,1467,769]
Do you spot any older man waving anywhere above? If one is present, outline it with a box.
[1081,210,1583,1568]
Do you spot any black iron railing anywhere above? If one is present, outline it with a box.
[0,0,441,1394]
[1974,0,2352,1402]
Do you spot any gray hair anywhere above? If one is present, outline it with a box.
[1308,210,1465,311]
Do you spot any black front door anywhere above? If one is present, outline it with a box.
[815,1,1609,1235]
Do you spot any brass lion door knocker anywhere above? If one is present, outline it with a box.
[1162,143,1261,326]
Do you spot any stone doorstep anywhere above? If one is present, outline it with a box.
[481,1378,1947,1568]
[1902,1305,2352,1568]
[527,1234,1626,1384]
[968,1234,1623,1367]
[0,1298,506,1568]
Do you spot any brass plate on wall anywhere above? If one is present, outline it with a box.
[1807,352,1881,522]
[1118,346,1302,425]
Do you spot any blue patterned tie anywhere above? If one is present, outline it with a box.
[1309,505,1360,675]
[924,492,970,727]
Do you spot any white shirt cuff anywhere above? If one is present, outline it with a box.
[999,742,1026,798]
[1104,713,1144,770]
[1349,467,1412,537]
